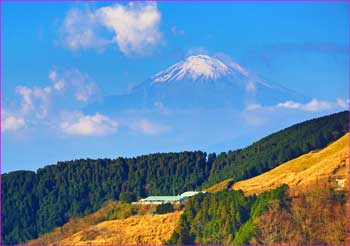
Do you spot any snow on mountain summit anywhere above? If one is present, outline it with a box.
[151,55,248,83]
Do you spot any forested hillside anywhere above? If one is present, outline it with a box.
[2,152,209,244]
[167,185,288,244]
[2,110,348,244]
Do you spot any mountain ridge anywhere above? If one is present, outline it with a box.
[85,54,308,112]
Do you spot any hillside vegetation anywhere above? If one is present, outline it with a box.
[29,202,180,245]
[2,111,348,244]
[58,211,182,245]
[30,132,348,245]
[233,133,349,195]
[252,184,347,244]
[167,186,288,244]
[169,132,348,244]
[28,201,144,244]
[204,178,234,193]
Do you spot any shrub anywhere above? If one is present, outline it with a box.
[156,203,175,214]
[119,192,137,203]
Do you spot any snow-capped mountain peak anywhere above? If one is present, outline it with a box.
[152,55,242,83]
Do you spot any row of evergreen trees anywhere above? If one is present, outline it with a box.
[166,185,289,244]
[2,151,209,244]
[2,111,349,244]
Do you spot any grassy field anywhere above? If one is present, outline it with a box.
[57,211,182,245]
[204,178,234,193]
[232,133,349,195]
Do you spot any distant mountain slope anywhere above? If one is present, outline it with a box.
[2,111,348,245]
[232,133,349,195]
[86,55,307,112]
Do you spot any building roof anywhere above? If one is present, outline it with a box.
[180,191,201,197]
[143,196,187,202]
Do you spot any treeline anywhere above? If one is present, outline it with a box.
[166,185,288,244]
[2,152,210,244]
[2,110,349,244]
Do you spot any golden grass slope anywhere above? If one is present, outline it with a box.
[58,211,182,245]
[233,133,349,195]
[28,201,144,245]
[205,178,234,193]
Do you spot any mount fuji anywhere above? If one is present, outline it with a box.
[87,55,307,112]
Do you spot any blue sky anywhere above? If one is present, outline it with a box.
[2,1,349,173]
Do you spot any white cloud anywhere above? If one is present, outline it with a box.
[60,112,118,136]
[49,70,57,81]
[1,111,26,132]
[336,98,349,110]
[277,100,302,109]
[277,98,346,112]
[16,85,52,118]
[61,8,110,51]
[303,99,333,111]
[97,3,161,55]
[53,80,65,91]
[61,3,162,55]
[49,68,98,102]
[130,119,170,135]
[4,68,99,133]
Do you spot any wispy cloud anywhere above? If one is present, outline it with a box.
[60,111,119,136]
[61,7,110,51]
[187,46,209,56]
[61,2,162,55]
[130,119,170,135]
[49,67,99,102]
[277,98,347,112]
[246,103,262,111]
[171,26,185,36]
[3,68,101,134]
[16,85,52,118]
[1,111,26,132]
